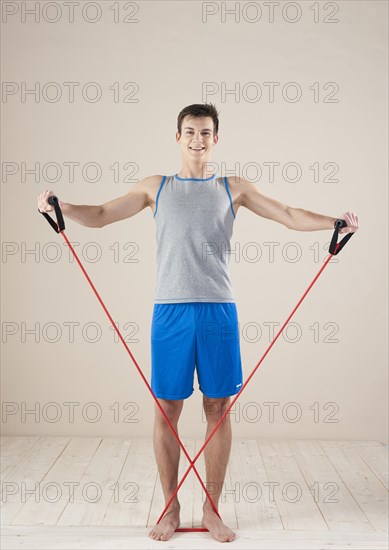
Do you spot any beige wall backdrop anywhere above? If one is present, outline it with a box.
[1,1,387,441]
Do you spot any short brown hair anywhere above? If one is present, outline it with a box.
[177,103,220,136]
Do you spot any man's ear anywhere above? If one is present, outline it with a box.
[214,134,219,145]
[176,131,181,143]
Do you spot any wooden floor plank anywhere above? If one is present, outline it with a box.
[2,525,388,549]
[320,441,388,531]
[1,437,71,526]
[103,438,157,527]
[319,440,385,448]
[258,439,327,530]
[0,436,41,478]
[57,437,131,526]
[11,437,102,526]
[355,445,389,490]
[289,440,373,532]
[229,439,282,529]
[1,435,387,541]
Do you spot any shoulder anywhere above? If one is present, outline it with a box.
[224,175,251,206]
[139,174,166,188]
[137,175,168,208]
[224,175,248,189]
[137,174,165,198]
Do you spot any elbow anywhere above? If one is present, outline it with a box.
[95,205,105,228]
[285,207,295,230]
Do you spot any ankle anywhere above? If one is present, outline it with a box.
[203,501,219,515]
[165,499,180,513]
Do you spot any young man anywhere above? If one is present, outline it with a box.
[37,103,359,543]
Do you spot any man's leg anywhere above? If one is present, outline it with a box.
[149,398,184,541]
[201,395,236,542]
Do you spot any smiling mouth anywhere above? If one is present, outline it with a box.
[189,147,205,151]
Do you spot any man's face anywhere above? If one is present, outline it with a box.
[176,116,218,162]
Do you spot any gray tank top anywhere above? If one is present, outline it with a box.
[153,173,236,303]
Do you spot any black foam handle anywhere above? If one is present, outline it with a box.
[329,218,354,255]
[335,219,347,229]
[48,195,58,206]
[38,195,65,233]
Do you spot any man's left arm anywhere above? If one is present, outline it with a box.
[238,178,359,234]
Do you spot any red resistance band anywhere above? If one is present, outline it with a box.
[39,196,354,531]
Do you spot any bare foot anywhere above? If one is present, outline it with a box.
[202,506,236,542]
[149,503,180,541]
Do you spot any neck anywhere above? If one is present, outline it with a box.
[178,162,215,180]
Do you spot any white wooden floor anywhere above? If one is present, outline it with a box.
[0,436,388,549]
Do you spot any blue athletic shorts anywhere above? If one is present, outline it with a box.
[151,302,243,400]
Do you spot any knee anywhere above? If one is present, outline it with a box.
[203,396,230,424]
[155,399,183,426]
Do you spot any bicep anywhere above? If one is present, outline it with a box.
[240,179,292,228]
[100,181,149,227]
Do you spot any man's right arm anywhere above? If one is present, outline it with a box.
[38,176,162,228]
[93,175,160,228]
